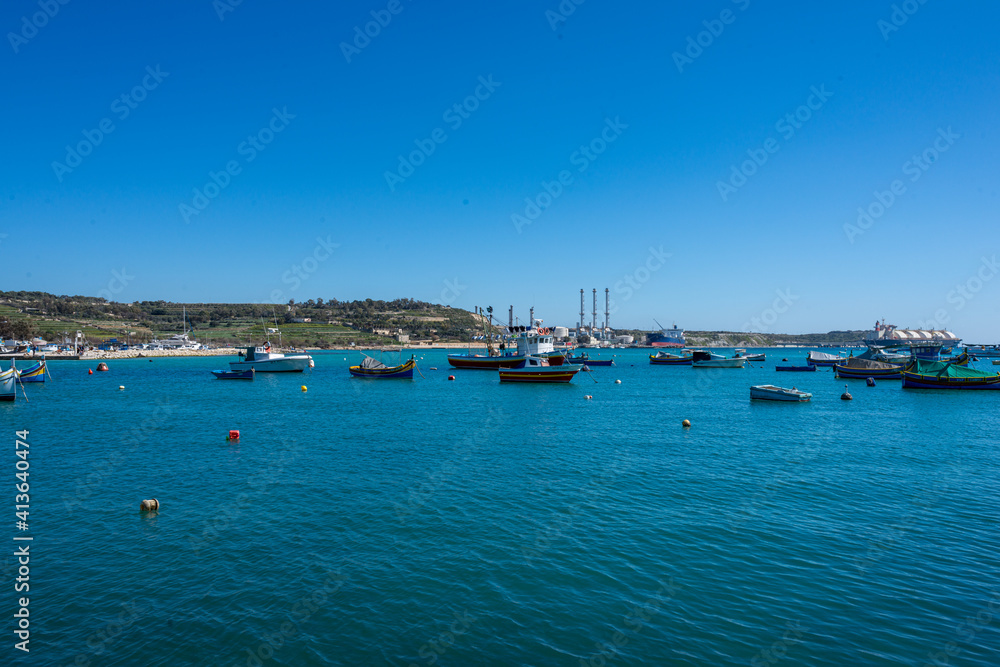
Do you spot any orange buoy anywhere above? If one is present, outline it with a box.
[139,498,159,512]
[227,430,240,441]
[448,375,455,381]
[88,369,93,375]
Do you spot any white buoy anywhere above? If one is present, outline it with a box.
[614,379,621,384]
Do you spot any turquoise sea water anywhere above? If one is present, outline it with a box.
[4,348,1000,666]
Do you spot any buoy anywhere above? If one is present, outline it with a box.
[119,385,125,391]
[682,419,691,428]
[301,385,307,392]
[584,395,592,400]
[448,375,455,381]
[429,367,438,371]
[615,379,622,384]
[782,358,789,362]
[88,369,93,375]
[866,377,876,387]
[227,430,240,441]
[139,498,159,512]
[96,362,109,372]
[841,384,853,400]
[149,359,153,362]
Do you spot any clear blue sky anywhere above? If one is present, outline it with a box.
[3,1,999,340]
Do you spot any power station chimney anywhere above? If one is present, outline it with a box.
[509,305,513,329]
[580,289,585,335]
[605,288,610,334]
[529,306,534,330]
[592,288,597,335]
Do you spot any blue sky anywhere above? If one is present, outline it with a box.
[3,1,999,340]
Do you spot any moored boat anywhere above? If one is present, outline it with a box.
[735,349,765,362]
[448,327,564,369]
[807,351,846,367]
[692,351,745,368]
[834,357,903,379]
[775,365,816,372]
[901,359,1000,390]
[15,359,47,383]
[567,352,614,366]
[229,342,312,373]
[750,385,812,402]
[649,351,693,365]
[349,355,416,379]
[212,369,255,380]
[0,362,15,402]
[498,356,583,383]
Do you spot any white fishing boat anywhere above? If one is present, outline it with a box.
[229,342,312,373]
[750,385,812,402]
[692,351,745,368]
[807,351,846,367]
[735,349,765,361]
[1,362,16,402]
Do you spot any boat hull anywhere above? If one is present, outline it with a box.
[568,357,614,366]
[212,370,254,380]
[693,358,745,368]
[649,354,693,365]
[901,373,1000,389]
[0,369,14,401]
[16,361,46,383]
[229,356,311,372]
[499,363,583,383]
[775,365,816,372]
[834,365,902,379]
[750,385,812,402]
[349,359,416,379]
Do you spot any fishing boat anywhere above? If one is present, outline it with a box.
[901,359,1000,390]
[15,359,47,383]
[965,345,1000,358]
[691,351,745,369]
[211,369,255,380]
[735,349,765,362]
[807,351,846,367]
[0,362,15,402]
[834,357,904,380]
[349,355,416,379]
[567,352,614,366]
[448,326,564,369]
[993,360,1000,366]
[750,385,812,402]
[649,351,693,365]
[229,342,312,373]
[498,356,583,383]
[775,365,817,372]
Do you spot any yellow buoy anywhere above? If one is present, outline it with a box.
[301,385,307,392]
[682,419,691,428]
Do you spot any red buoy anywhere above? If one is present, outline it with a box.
[448,375,455,381]
[88,369,93,375]
[227,430,240,441]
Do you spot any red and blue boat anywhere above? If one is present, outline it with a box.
[448,327,565,370]
[498,356,583,383]
[901,359,1000,390]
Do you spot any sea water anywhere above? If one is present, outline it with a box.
[4,348,999,666]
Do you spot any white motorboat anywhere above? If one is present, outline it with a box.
[735,349,765,361]
[229,342,312,373]
[692,351,745,368]
[1,362,16,402]
[750,385,812,402]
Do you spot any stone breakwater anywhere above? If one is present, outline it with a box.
[80,348,240,360]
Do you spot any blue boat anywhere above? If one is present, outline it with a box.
[212,369,255,380]
[775,365,817,372]
[566,352,614,366]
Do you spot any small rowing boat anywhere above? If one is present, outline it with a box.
[649,351,693,365]
[750,385,812,402]
[349,355,416,379]
[211,369,255,380]
[775,365,816,372]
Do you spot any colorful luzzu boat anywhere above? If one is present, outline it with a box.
[15,359,47,383]
[349,355,416,379]
[498,356,583,383]
[834,357,904,380]
[901,359,1000,390]
[0,363,15,402]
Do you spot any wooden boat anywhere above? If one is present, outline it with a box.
[15,359,47,383]
[965,345,1000,358]
[448,328,564,369]
[649,351,693,365]
[0,362,14,402]
[349,355,416,379]
[807,351,846,367]
[944,351,970,366]
[775,365,816,372]
[901,359,1000,390]
[692,351,745,368]
[750,385,812,402]
[735,349,765,361]
[567,352,614,366]
[834,357,903,380]
[498,356,583,383]
[211,369,255,380]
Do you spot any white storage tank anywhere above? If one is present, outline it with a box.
[552,326,569,338]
